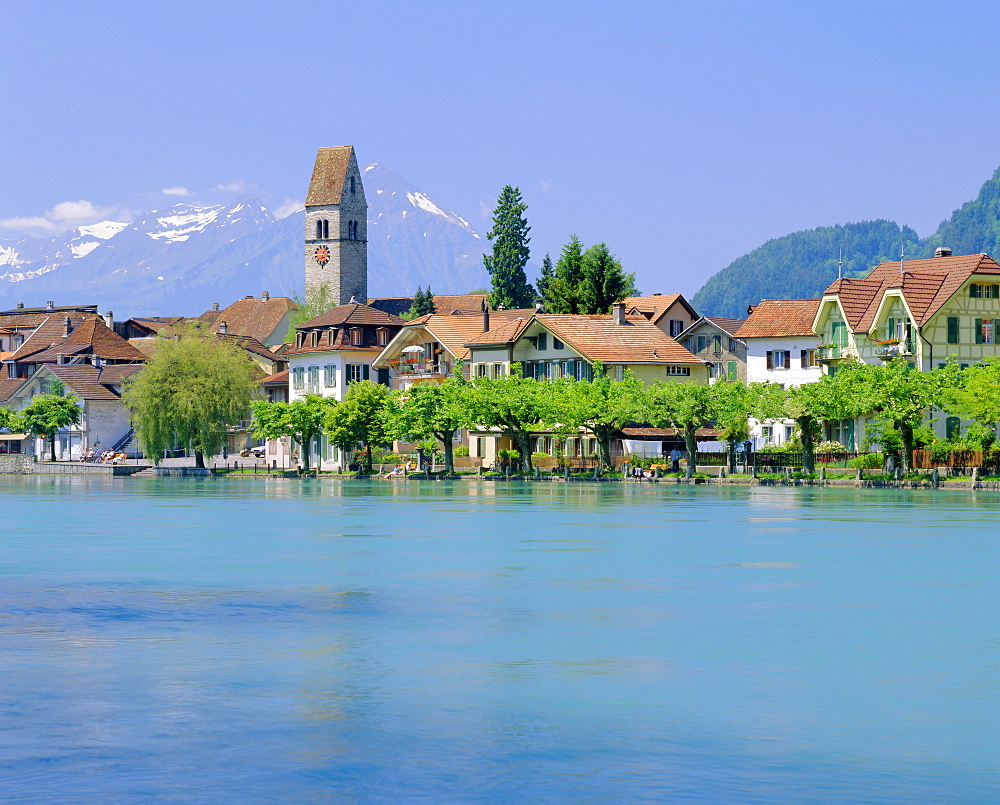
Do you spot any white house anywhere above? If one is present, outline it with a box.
[735,299,822,448]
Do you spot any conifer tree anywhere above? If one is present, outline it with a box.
[536,254,555,307]
[577,243,638,314]
[546,235,585,313]
[484,186,534,310]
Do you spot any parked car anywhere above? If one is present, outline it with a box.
[248,445,266,458]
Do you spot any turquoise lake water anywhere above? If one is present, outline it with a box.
[0,477,997,802]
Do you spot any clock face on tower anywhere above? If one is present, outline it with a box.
[314,246,330,267]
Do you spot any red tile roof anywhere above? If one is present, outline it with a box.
[823,253,1000,330]
[299,302,404,329]
[735,300,820,338]
[622,294,697,323]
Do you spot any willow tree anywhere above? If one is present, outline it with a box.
[122,330,260,467]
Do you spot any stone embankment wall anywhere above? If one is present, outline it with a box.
[0,455,34,474]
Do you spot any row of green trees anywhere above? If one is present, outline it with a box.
[483,186,638,313]
[247,357,1000,477]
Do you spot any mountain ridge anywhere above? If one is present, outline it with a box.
[0,165,490,318]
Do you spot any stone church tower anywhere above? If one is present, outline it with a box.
[304,146,367,304]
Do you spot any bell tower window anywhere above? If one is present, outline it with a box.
[315,220,322,239]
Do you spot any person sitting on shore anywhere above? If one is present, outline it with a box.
[381,465,404,479]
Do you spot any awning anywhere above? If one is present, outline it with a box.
[400,345,425,354]
[0,434,30,440]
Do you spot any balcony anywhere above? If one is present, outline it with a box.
[875,342,914,360]
[396,360,447,377]
[815,345,846,362]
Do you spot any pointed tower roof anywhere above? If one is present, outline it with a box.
[305,146,356,206]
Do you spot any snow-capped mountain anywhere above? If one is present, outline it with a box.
[0,166,490,317]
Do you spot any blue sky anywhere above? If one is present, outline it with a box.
[4,0,1000,296]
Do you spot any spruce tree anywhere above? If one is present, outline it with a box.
[546,235,585,313]
[536,254,554,308]
[577,243,639,314]
[484,186,534,310]
[421,286,437,315]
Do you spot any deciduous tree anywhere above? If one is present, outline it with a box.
[550,364,645,471]
[20,382,81,461]
[122,329,260,467]
[324,380,391,473]
[250,395,337,471]
[383,377,469,474]
[644,381,713,477]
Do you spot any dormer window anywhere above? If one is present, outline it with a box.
[327,329,335,346]
[376,328,388,346]
[350,328,362,346]
[296,332,305,349]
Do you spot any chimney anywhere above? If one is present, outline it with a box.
[482,300,490,333]
[104,311,114,329]
[535,299,544,312]
[219,321,228,335]
[212,302,220,311]
[63,315,71,337]
[935,247,952,258]
[46,301,54,310]
[612,302,626,325]
[261,291,269,302]
[16,302,23,309]
[56,353,65,365]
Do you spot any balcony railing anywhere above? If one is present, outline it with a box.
[397,361,445,376]
[815,345,845,361]
[875,342,914,359]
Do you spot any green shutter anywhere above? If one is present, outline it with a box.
[970,283,979,298]
[727,361,737,380]
[947,316,959,344]
[994,320,999,344]
[887,317,895,340]
[975,319,983,344]
[362,364,370,381]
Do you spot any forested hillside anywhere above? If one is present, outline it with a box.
[691,221,927,317]
[692,165,1000,318]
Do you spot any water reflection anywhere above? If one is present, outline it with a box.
[0,477,997,801]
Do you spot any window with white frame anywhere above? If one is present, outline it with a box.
[670,320,684,337]
[477,363,489,378]
[324,365,336,387]
[307,365,320,393]
[350,328,362,346]
[761,425,773,444]
[292,367,305,389]
[347,364,365,383]
[493,363,505,378]
[376,329,388,346]
[666,366,691,376]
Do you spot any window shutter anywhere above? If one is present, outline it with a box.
[766,351,773,370]
[727,361,737,381]
[970,284,978,298]
[948,316,959,344]
[975,318,983,344]
[887,317,895,340]
[800,350,808,369]
[994,320,1000,344]
[377,367,390,386]
[362,364,370,380]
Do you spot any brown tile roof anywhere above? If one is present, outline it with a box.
[261,369,289,386]
[704,317,747,336]
[735,300,820,338]
[193,295,298,344]
[299,302,404,329]
[823,253,1000,330]
[464,316,533,347]
[537,314,702,364]
[368,294,489,318]
[622,294,697,323]
[63,317,147,361]
[621,426,722,439]
[0,377,25,402]
[305,146,354,206]
[8,316,89,360]
[213,333,280,362]
[43,365,125,400]
[95,364,142,384]
[400,314,506,360]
